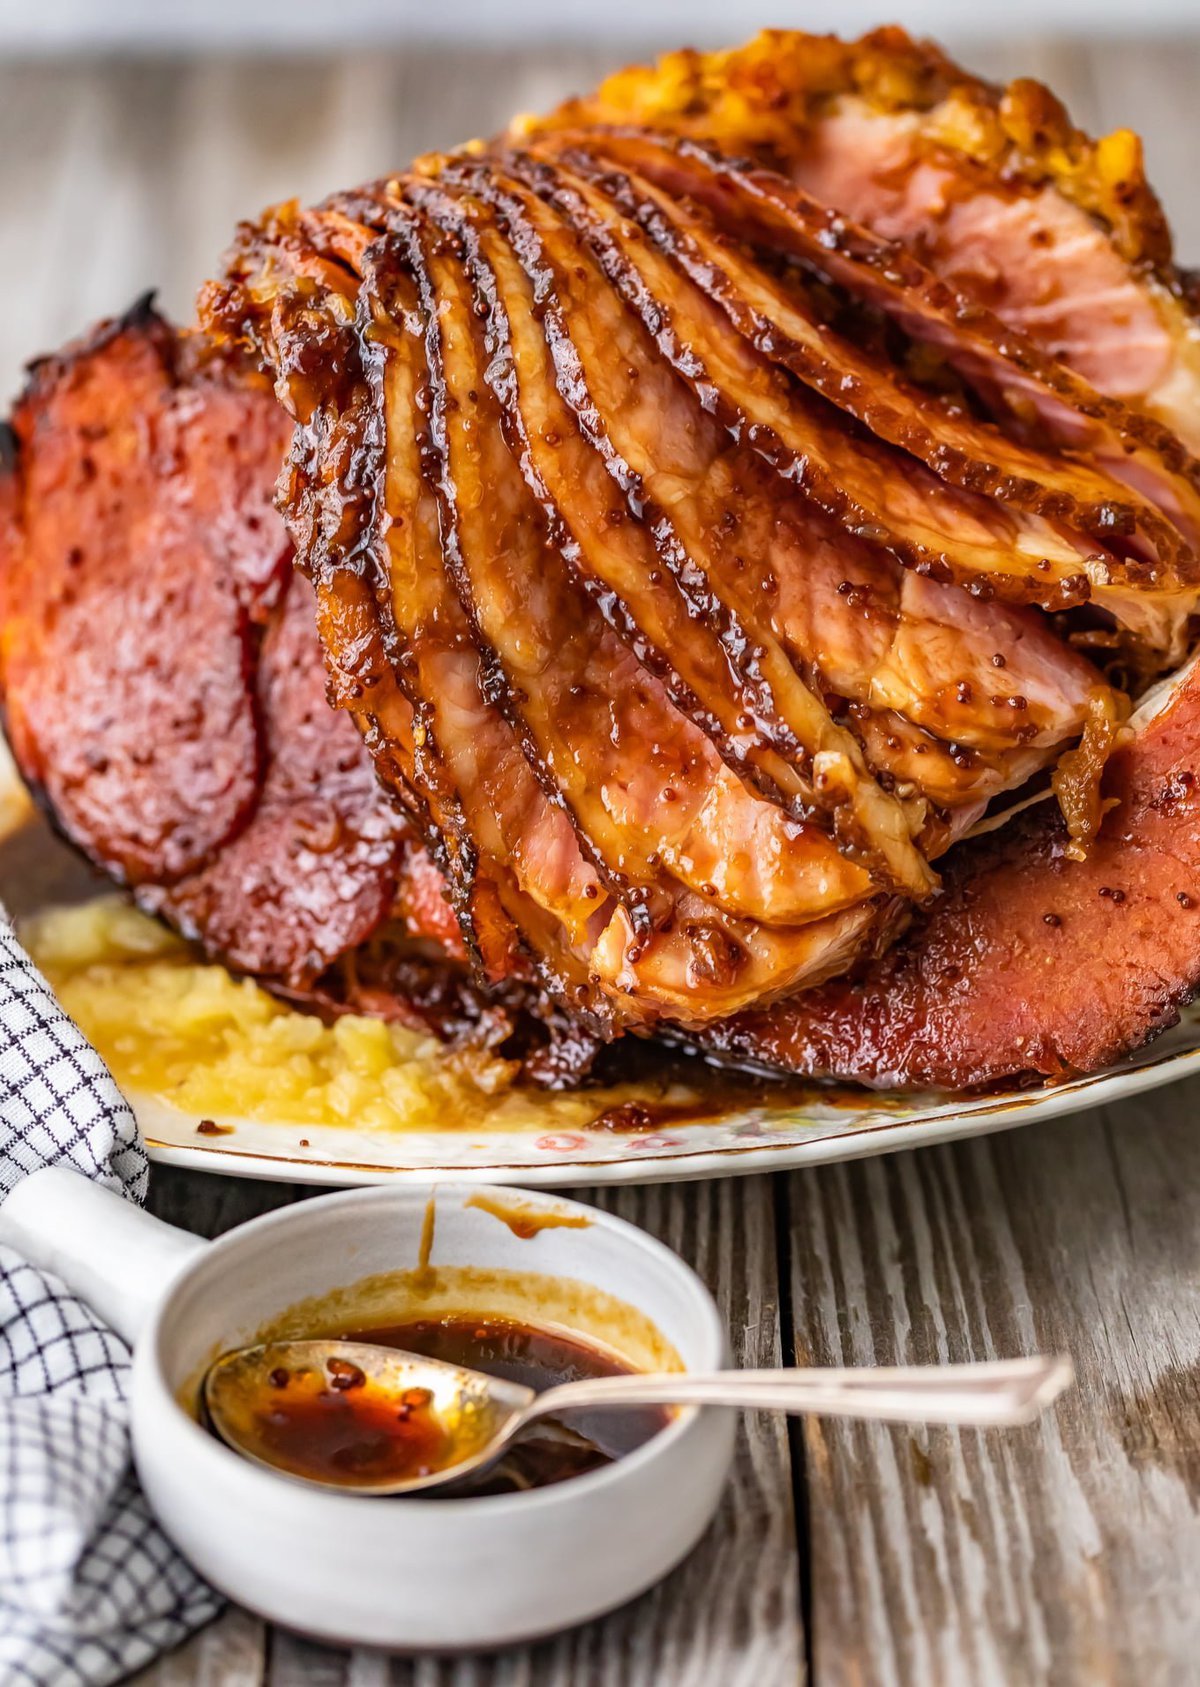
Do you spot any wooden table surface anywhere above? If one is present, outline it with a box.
[2,31,1199,1687]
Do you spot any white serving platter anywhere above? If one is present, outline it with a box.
[132,1003,1200,1187]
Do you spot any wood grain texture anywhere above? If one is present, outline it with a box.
[784,1093,1200,1686]
[127,1606,268,1687]
[0,42,627,404]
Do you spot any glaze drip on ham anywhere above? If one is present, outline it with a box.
[4,28,1200,1087]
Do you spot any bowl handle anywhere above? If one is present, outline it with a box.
[0,1166,206,1345]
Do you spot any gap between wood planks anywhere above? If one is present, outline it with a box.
[773,1172,816,1687]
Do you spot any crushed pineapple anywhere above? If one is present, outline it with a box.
[17,897,668,1135]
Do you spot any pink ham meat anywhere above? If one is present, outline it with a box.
[1,302,272,884]
[210,119,1188,1032]
[535,28,1200,454]
[6,31,1200,1092]
[140,568,409,980]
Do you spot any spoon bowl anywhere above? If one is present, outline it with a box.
[204,1340,537,1494]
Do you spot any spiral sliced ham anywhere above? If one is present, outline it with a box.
[4,28,1200,1088]
[206,99,1195,1031]
[533,28,1200,449]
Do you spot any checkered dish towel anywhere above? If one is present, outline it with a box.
[0,917,221,1685]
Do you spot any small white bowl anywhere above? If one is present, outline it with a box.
[0,1169,735,1650]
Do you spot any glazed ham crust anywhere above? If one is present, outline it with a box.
[0,303,597,1072]
[529,28,1200,452]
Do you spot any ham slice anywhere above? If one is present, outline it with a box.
[0,304,413,986]
[1,304,271,885]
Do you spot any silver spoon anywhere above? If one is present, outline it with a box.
[204,1340,1074,1496]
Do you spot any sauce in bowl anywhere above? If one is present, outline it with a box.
[209,1313,671,1496]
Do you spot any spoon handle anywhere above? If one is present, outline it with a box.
[529,1355,1073,1428]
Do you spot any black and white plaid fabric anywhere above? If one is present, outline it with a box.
[0,916,221,1685]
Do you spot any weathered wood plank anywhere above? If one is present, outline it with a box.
[125,1605,268,1687]
[784,1088,1200,1686]
[0,42,630,403]
[147,1163,310,1236]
